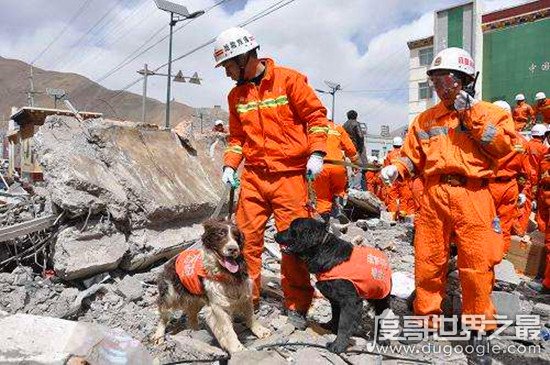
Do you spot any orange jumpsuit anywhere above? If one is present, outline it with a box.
[488,134,530,254]
[410,177,424,213]
[314,122,358,214]
[365,168,382,197]
[394,101,515,331]
[525,138,548,232]
[224,58,328,312]
[536,151,550,288]
[534,99,550,124]
[512,102,534,131]
[384,148,415,217]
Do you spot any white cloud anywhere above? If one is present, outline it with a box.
[0,0,533,133]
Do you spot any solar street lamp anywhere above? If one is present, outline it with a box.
[153,0,204,129]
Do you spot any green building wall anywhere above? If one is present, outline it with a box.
[483,19,550,105]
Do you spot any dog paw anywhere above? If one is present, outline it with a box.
[327,340,348,354]
[252,325,271,339]
[151,334,165,345]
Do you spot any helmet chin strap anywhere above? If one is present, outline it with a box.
[236,52,252,85]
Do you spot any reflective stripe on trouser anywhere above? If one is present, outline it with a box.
[235,168,314,312]
[488,179,519,254]
[414,177,503,331]
[313,164,347,214]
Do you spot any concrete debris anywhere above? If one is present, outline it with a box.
[0,313,153,364]
[53,223,128,280]
[228,350,287,365]
[115,275,144,302]
[347,188,385,217]
[494,259,521,290]
[491,291,522,321]
[390,271,415,299]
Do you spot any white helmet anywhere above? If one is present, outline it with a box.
[214,120,224,126]
[213,27,259,67]
[515,94,525,101]
[493,100,511,114]
[531,124,547,137]
[427,47,475,77]
[536,92,547,101]
[392,136,403,147]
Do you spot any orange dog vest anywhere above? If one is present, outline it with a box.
[316,246,391,300]
[175,250,209,295]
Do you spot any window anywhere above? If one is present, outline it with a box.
[419,82,433,100]
[419,47,433,66]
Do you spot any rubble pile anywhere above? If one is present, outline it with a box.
[1,214,550,363]
[30,115,225,278]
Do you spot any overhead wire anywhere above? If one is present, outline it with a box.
[108,0,298,103]
[73,0,233,107]
[31,0,94,65]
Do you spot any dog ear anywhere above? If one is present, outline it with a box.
[202,219,223,249]
[231,224,245,248]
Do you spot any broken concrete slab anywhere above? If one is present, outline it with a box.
[491,291,521,321]
[34,116,224,226]
[116,275,144,302]
[494,260,521,287]
[293,348,348,365]
[170,333,228,361]
[120,224,202,271]
[53,225,128,280]
[347,189,384,216]
[0,313,152,364]
[228,350,286,365]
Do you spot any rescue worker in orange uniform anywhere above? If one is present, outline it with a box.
[212,120,227,133]
[381,47,515,362]
[215,27,328,329]
[365,156,383,197]
[383,137,415,219]
[528,131,550,294]
[512,93,534,131]
[526,124,549,232]
[314,111,358,222]
[534,92,550,124]
[489,100,530,254]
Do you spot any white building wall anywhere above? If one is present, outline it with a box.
[408,45,436,125]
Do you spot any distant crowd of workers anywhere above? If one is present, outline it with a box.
[211,25,550,363]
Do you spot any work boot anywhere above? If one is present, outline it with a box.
[286,309,307,330]
[527,281,550,294]
[468,331,492,365]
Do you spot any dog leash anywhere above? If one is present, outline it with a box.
[323,159,381,172]
[228,186,235,219]
[211,184,230,219]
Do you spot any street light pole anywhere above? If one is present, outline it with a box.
[165,13,175,129]
[315,81,341,121]
[142,64,149,123]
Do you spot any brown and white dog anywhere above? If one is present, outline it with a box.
[152,218,271,353]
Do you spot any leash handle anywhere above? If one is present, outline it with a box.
[228,187,235,219]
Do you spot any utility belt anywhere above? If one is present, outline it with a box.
[490,176,514,183]
[436,174,489,188]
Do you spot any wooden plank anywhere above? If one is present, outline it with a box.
[0,215,56,243]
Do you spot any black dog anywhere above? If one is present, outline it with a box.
[275,217,394,353]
